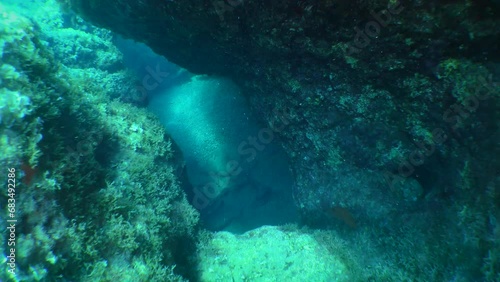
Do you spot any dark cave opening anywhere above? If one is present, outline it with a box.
[116,37,298,234]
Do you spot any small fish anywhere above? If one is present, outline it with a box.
[326,206,357,229]
[21,162,38,185]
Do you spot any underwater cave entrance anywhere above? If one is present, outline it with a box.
[149,76,299,234]
[115,37,298,233]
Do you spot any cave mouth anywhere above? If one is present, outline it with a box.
[116,38,298,234]
[148,76,299,234]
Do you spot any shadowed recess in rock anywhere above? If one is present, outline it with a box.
[148,75,298,233]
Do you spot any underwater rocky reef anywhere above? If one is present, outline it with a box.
[0,0,499,281]
[0,2,198,281]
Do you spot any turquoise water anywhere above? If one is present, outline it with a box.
[0,0,499,281]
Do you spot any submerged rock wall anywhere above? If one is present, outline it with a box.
[65,0,500,280]
[64,0,499,206]
[0,2,198,281]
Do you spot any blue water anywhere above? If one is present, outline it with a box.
[1,0,498,281]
